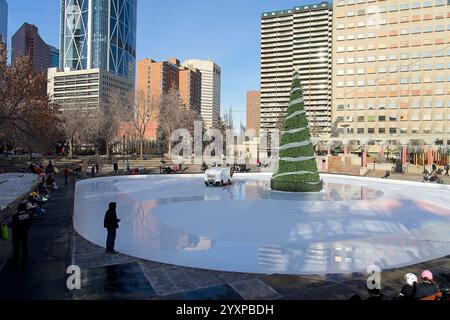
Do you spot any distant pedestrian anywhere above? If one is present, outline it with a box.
[91,165,96,178]
[104,202,121,255]
[113,162,119,175]
[126,161,130,174]
[45,161,55,175]
[432,163,437,172]
[95,163,99,176]
[444,162,449,176]
[63,166,69,185]
[8,203,33,265]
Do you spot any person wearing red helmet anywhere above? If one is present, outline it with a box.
[414,270,441,300]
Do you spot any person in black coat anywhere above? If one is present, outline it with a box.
[104,202,121,254]
[45,161,55,175]
[8,203,33,264]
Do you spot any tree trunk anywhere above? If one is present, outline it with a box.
[68,139,73,159]
[139,137,144,160]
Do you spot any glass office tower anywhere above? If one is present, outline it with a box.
[0,0,7,46]
[60,0,137,79]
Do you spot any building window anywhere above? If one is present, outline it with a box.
[379,128,386,134]
[389,128,397,134]
[379,116,386,122]
[357,116,365,122]
[400,3,409,10]
[357,128,365,134]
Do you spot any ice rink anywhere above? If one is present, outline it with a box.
[74,173,450,275]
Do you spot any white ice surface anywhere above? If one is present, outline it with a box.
[74,173,450,275]
[0,173,37,211]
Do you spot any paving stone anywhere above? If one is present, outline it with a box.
[160,284,243,300]
[72,262,156,300]
[230,279,281,300]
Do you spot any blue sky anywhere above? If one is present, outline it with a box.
[7,0,321,125]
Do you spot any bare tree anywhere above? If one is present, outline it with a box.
[158,88,200,157]
[98,93,131,158]
[128,91,157,160]
[0,44,62,158]
[60,105,100,158]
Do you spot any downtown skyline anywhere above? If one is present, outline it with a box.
[5,0,323,127]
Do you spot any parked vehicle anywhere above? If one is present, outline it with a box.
[204,167,232,187]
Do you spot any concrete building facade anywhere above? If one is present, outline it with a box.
[260,2,333,134]
[246,90,261,135]
[47,67,132,112]
[332,0,450,144]
[12,23,50,73]
[182,59,221,129]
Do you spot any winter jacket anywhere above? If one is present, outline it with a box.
[104,203,120,230]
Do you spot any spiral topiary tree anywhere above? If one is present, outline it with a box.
[271,72,323,192]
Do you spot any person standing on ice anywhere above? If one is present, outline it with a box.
[104,202,121,255]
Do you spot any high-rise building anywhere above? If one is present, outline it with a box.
[0,0,7,46]
[332,0,450,142]
[59,0,137,80]
[50,0,136,114]
[246,90,261,135]
[179,66,202,112]
[260,2,333,134]
[136,58,202,139]
[12,23,51,73]
[182,59,221,129]
[137,58,180,104]
[49,45,60,68]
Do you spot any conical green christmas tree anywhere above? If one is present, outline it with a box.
[271,72,323,192]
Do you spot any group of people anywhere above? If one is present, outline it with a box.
[7,162,58,265]
[423,162,446,183]
[351,270,446,301]
[395,271,444,300]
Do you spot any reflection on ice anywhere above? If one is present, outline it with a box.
[73,174,450,275]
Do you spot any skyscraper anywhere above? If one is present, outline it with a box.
[260,2,332,134]
[50,0,137,113]
[59,0,137,80]
[12,23,51,73]
[182,59,221,129]
[0,0,8,46]
[49,45,60,68]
